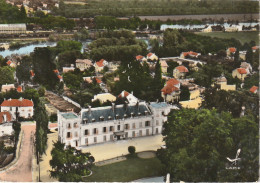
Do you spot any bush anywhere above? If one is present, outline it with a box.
[128,146,136,155]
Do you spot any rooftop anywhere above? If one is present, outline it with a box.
[61,113,78,119]
[150,102,168,109]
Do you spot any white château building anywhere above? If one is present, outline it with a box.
[0,24,26,34]
[58,102,176,148]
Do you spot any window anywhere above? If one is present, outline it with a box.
[117,125,120,131]
[110,126,114,132]
[139,130,142,136]
[67,132,71,138]
[132,131,135,137]
[103,135,107,141]
[145,121,150,127]
[94,137,97,143]
[85,138,88,145]
[125,124,129,130]
[68,123,71,129]
[93,128,98,135]
[84,130,89,135]
[139,122,143,128]
[103,127,107,133]
[132,123,135,129]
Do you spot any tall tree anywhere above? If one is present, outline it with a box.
[245,48,253,64]
[0,66,15,86]
[234,48,239,62]
[16,56,32,83]
[50,141,94,182]
[34,102,49,181]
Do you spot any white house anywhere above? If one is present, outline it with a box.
[1,84,15,93]
[94,59,108,72]
[146,53,158,61]
[1,98,34,119]
[58,102,175,147]
[0,111,13,137]
[118,91,139,105]
[75,59,93,71]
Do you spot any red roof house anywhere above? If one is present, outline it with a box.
[175,66,189,73]
[1,98,34,107]
[250,86,258,94]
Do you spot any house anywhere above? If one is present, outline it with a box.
[161,78,181,103]
[17,86,23,93]
[226,47,236,57]
[57,75,63,82]
[180,51,200,59]
[107,61,120,72]
[92,93,116,103]
[1,84,15,93]
[94,59,108,72]
[239,51,247,60]
[225,25,242,32]
[58,101,173,147]
[1,98,34,119]
[75,59,93,71]
[213,75,236,91]
[0,111,13,137]
[160,60,168,73]
[83,77,102,85]
[30,70,35,80]
[173,65,189,79]
[252,46,259,53]
[136,55,147,62]
[6,60,16,68]
[249,86,258,94]
[201,25,212,32]
[232,68,248,81]
[118,90,139,105]
[240,62,252,74]
[53,70,63,82]
[63,66,75,73]
[146,53,158,61]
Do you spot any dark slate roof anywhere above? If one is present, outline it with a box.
[82,103,151,123]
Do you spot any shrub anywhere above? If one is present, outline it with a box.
[128,146,136,155]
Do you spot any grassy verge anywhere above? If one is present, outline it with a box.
[84,157,164,182]
[195,31,259,45]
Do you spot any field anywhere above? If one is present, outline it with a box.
[84,157,164,182]
[195,31,259,44]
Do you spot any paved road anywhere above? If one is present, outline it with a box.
[0,124,35,182]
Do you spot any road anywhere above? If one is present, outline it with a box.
[0,124,35,182]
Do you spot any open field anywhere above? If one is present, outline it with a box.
[84,157,164,182]
[195,31,259,44]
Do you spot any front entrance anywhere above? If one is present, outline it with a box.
[117,135,121,140]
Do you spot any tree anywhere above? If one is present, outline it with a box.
[158,109,258,182]
[151,60,164,100]
[0,66,15,86]
[234,48,239,62]
[20,5,27,21]
[245,48,253,64]
[12,122,21,145]
[16,56,32,83]
[180,85,190,101]
[50,141,94,182]
[34,102,49,181]
[128,146,136,155]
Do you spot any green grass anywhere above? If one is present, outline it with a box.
[84,157,165,182]
[195,31,259,45]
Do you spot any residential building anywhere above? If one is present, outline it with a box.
[0,112,13,137]
[240,62,252,74]
[161,78,181,102]
[160,60,168,73]
[136,55,147,62]
[239,51,247,60]
[6,60,16,68]
[75,59,93,71]
[173,65,189,79]
[252,46,259,53]
[146,53,158,61]
[1,98,34,119]
[17,86,23,93]
[94,59,108,72]
[201,25,212,32]
[250,86,258,94]
[107,61,120,72]
[1,84,15,93]
[63,66,75,73]
[213,75,236,91]
[58,102,175,147]
[232,68,248,81]
[226,47,236,57]
[180,51,200,59]
[30,70,35,80]
[118,91,138,105]
[92,93,116,103]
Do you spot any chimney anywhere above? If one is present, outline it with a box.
[88,105,91,114]
[112,103,115,113]
[3,114,7,122]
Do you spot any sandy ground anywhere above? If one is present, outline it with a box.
[0,124,35,182]
[33,129,58,182]
[82,135,164,162]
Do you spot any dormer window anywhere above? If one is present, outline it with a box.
[145,110,149,115]
[100,116,104,121]
[116,114,119,119]
[131,112,134,117]
[108,116,112,120]
[124,114,127,118]
[92,118,96,122]
[138,112,141,116]
[83,118,88,124]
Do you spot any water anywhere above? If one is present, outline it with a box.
[0,42,57,57]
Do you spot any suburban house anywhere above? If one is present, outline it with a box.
[53,70,63,82]
[180,51,200,59]
[136,55,147,62]
[30,70,35,80]
[160,60,168,73]
[118,90,139,105]
[201,25,212,32]
[0,111,13,137]
[63,66,75,73]
[6,60,16,68]
[58,102,174,147]
[232,68,248,81]
[161,78,181,103]
[225,25,242,32]
[92,93,117,103]
[17,86,23,93]
[173,65,189,79]
[1,84,15,93]
[94,59,108,72]
[146,53,158,61]
[1,98,34,119]
[240,62,252,74]
[83,77,103,85]
[252,46,259,53]
[213,75,236,91]
[226,47,236,57]
[239,51,247,60]
[249,86,258,94]
[107,61,120,72]
[75,59,93,71]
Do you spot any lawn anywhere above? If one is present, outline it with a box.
[84,157,165,182]
[195,31,259,45]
